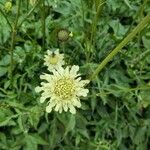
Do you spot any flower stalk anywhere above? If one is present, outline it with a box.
[9,0,21,86]
[41,0,46,50]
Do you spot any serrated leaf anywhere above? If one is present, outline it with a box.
[0,114,18,127]
[24,133,48,150]
[28,106,43,129]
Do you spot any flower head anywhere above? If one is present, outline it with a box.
[44,49,64,72]
[35,65,89,114]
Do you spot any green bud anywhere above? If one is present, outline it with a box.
[4,1,12,12]
[29,0,36,6]
[57,29,71,42]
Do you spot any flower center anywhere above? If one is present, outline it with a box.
[49,55,59,65]
[54,77,75,100]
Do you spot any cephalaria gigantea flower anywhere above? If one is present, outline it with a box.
[44,49,65,72]
[35,65,89,114]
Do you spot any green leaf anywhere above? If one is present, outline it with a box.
[109,19,128,39]
[77,129,89,139]
[142,36,150,49]
[28,106,44,129]
[123,0,133,9]
[64,115,76,136]
[0,66,7,77]
[0,114,17,127]
[0,55,11,66]
[24,133,48,150]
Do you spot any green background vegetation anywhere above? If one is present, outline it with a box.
[0,0,150,149]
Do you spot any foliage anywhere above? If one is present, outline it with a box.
[0,0,150,149]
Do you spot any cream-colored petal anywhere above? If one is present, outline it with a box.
[40,96,47,103]
[69,105,76,114]
[54,103,62,112]
[40,92,51,103]
[58,61,64,67]
[56,66,64,76]
[72,98,81,108]
[64,66,69,76]
[46,99,57,113]
[58,107,62,113]
[47,50,52,55]
[47,66,55,72]
[46,105,52,113]
[55,49,59,54]
[35,86,42,93]
[75,77,81,82]
[60,54,64,59]
[48,98,56,106]
[43,56,48,62]
[70,65,79,77]
[76,89,89,97]
[76,79,90,87]
[40,73,52,82]
[52,69,61,78]
[63,104,68,112]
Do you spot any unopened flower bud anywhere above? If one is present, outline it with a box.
[57,29,72,42]
[4,1,12,12]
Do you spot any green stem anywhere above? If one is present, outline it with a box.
[90,0,104,44]
[0,8,12,30]
[138,0,147,51]
[41,0,46,50]
[81,0,85,27]
[9,0,21,85]
[18,0,40,28]
[90,14,150,80]
[97,86,150,96]
[86,0,105,62]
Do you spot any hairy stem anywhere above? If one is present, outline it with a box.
[90,14,150,80]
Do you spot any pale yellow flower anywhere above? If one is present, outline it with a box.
[35,65,89,114]
[44,49,65,72]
